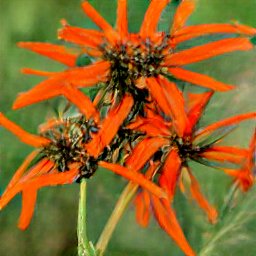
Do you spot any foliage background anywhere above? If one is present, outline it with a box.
[0,0,255,255]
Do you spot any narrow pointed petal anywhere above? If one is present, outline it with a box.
[166,38,253,66]
[99,161,166,199]
[21,68,59,77]
[200,146,248,165]
[134,190,151,227]
[159,150,182,200]
[81,1,119,45]
[195,112,256,139]
[18,188,37,230]
[152,196,196,256]
[62,85,100,122]
[0,113,50,147]
[13,61,109,109]
[187,169,218,223]
[18,42,77,67]
[158,76,188,137]
[146,77,186,137]
[140,0,170,39]
[171,0,195,34]
[125,137,168,172]
[86,95,134,158]
[185,91,214,134]
[58,20,103,48]
[117,0,128,39]
[169,67,234,91]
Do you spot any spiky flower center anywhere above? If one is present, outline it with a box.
[40,116,98,179]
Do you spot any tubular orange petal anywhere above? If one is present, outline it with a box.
[58,21,103,48]
[166,38,253,66]
[0,113,50,147]
[116,0,128,39]
[152,196,196,256]
[18,187,37,230]
[159,150,182,200]
[200,146,248,165]
[62,85,100,122]
[172,23,256,44]
[18,42,77,67]
[171,0,195,34]
[98,161,166,199]
[185,91,214,134]
[187,169,218,224]
[140,0,170,39]
[21,68,59,77]
[134,190,151,227]
[195,112,256,139]
[125,137,168,172]
[158,76,188,137]
[81,1,119,45]
[86,95,134,158]
[169,67,234,91]
[13,61,109,109]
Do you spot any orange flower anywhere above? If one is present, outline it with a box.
[0,98,166,230]
[13,0,255,137]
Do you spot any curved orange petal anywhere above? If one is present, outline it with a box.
[152,196,196,256]
[13,61,109,109]
[187,168,218,224]
[125,137,168,172]
[166,38,253,66]
[159,150,182,200]
[18,42,77,67]
[169,67,234,91]
[98,161,166,199]
[195,112,256,139]
[21,68,59,77]
[171,0,195,34]
[116,0,128,39]
[172,23,256,44]
[58,20,103,48]
[0,113,50,147]
[86,94,134,158]
[81,1,119,45]
[140,0,170,39]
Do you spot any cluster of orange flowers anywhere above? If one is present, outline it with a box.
[0,1,255,255]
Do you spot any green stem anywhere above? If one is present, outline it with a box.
[77,178,95,256]
[96,182,139,256]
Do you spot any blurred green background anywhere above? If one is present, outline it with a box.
[0,0,256,255]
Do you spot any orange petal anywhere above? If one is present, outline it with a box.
[152,196,196,256]
[18,187,38,230]
[99,161,166,199]
[195,112,256,139]
[13,61,109,109]
[86,95,134,158]
[140,0,170,39]
[171,0,195,34]
[169,67,234,91]
[159,150,182,200]
[81,1,119,45]
[172,23,256,44]
[125,137,168,172]
[0,113,50,147]
[200,146,248,165]
[134,190,151,227]
[158,76,188,137]
[18,42,77,67]
[58,21,103,48]
[187,168,218,224]
[62,85,100,122]
[21,68,59,77]
[185,91,214,134]
[116,0,128,40]
[166,37,253,66]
